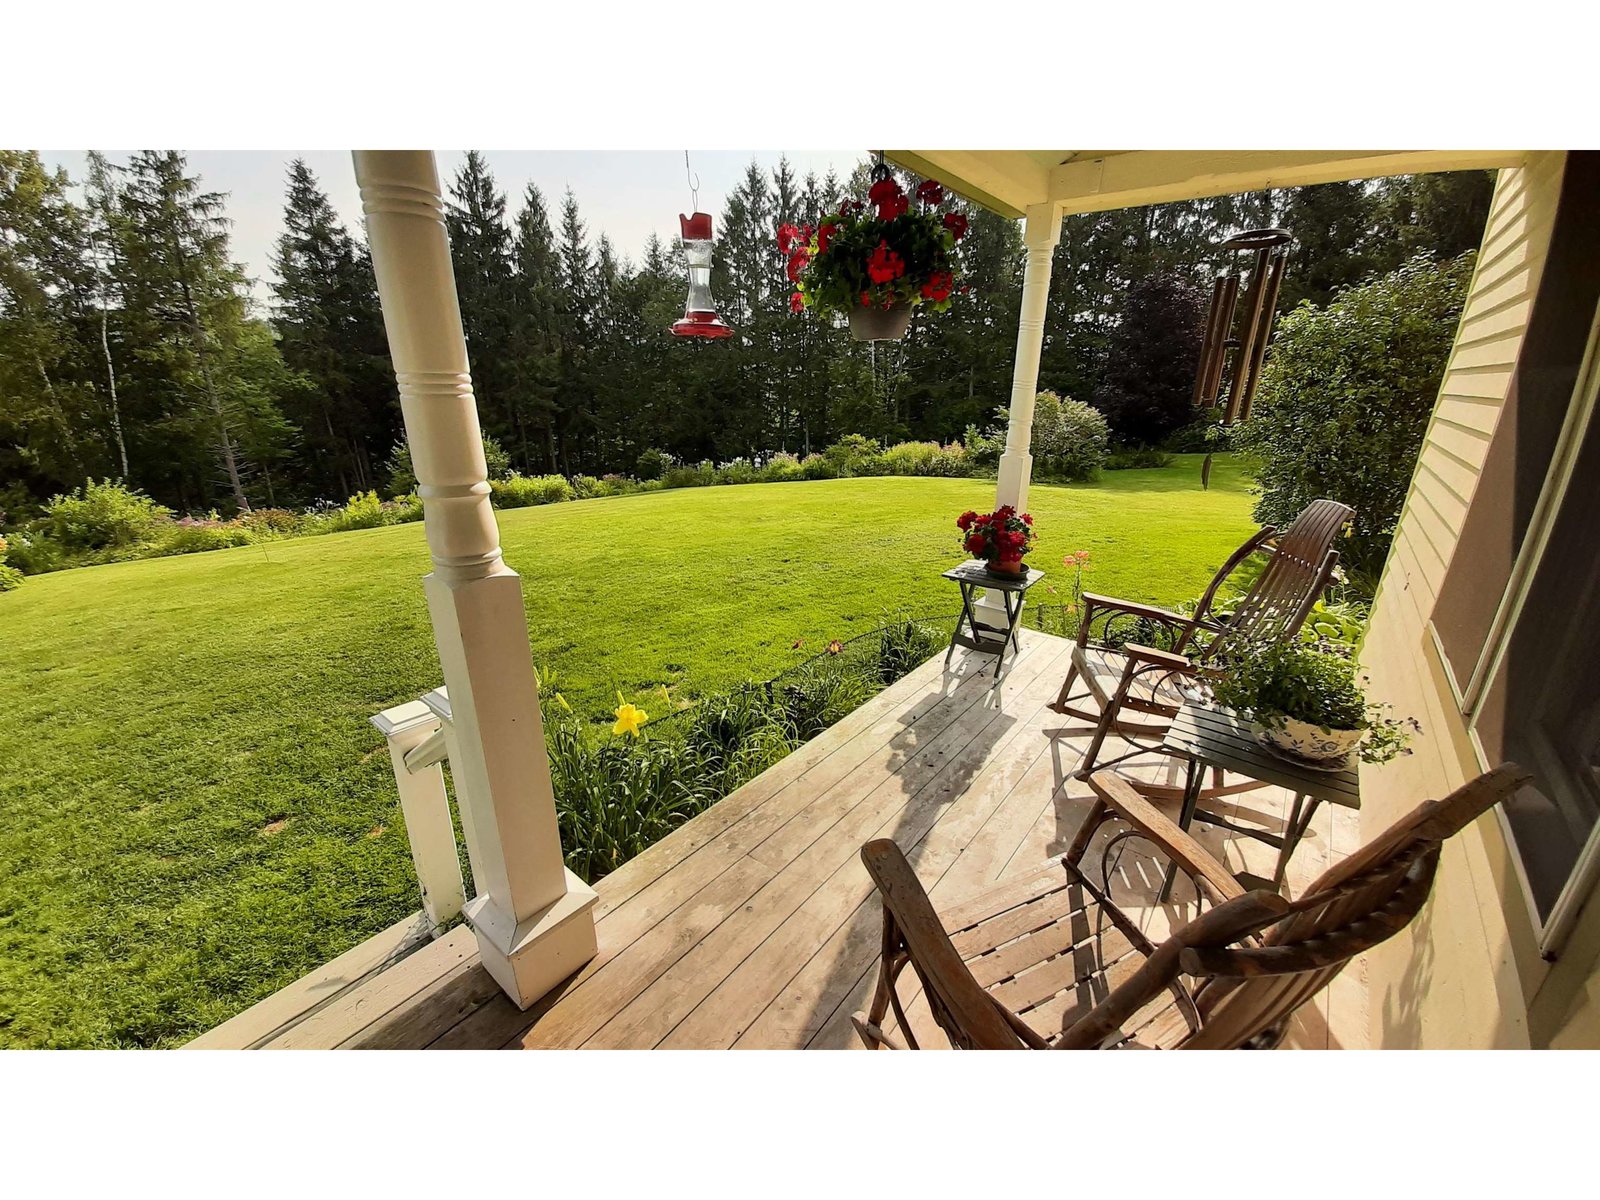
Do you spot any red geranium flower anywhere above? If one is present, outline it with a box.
[916,180,944,205]
[840,199,864,217]
[790,292,805,314]
[785,250,809,282]
[956,510,977,531]
[943,212,968,240]
[777,223,801,254]
[964,532,987,555]
[1021,513,1033,525]
[868,177,901,206]
[920,270,954,302]
[866,241,905,284]
[817,222,838,253]
[860,291,872,306]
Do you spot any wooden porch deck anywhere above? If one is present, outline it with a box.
[203,629,1368,1049]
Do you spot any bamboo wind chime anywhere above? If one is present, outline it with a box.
[1192,228,1291,489]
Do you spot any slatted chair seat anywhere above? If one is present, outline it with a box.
[1071,644,1200,735]
[852,763,1531,1051]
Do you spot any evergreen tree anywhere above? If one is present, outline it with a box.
[114,151,268,511]
[271,158,394,500]
[510,182,563,470]
[1091,272,1209,447]
[445,151,517,452]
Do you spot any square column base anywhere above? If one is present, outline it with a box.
[465,868,599,1010]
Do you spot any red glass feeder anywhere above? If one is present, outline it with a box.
[670,212,733,339]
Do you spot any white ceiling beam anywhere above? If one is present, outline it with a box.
[1047,150,1528,214]
[885,150,1048,218]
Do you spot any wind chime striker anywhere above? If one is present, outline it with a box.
[670,154,733,339]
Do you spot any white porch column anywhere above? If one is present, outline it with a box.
[354,151,596,1009]
[979,201,1061,630]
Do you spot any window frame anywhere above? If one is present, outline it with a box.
[1433,304,1600,958]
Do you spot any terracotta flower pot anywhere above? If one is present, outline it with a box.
[849,303,912,342]
[986,555,1026,579]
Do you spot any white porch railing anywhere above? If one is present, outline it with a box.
[370,688,469,932]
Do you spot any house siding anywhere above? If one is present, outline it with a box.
[1359,151,1598,1047]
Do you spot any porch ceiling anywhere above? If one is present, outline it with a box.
[886,149,1530,219]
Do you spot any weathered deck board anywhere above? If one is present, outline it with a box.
[217,629,1370,1050]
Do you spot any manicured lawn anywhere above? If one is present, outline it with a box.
[0,455,1255,1047]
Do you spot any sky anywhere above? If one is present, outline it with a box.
[40,150,864,308]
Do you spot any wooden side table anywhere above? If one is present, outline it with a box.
[941,560,1045,683]
[1157,703,1361,898]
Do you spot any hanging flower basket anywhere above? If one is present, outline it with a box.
[779,174,966,342]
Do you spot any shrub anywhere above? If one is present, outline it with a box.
[155,521,256,556]
[714,458,759,486]
[385,434,511,497]
[0,535,21,592]
[761,452,805,483]
[963,416,1006,468]
[662,461,716,489]
[490,473,575,508]
[773,661,874,742]
[237,508,305,538]
[1031,391,1109,481]
[1104,447,1174,470]
[1,531,61,575]
[636,447,674,481]
[799,454,839,480]
[821,434,882,475]
[312,491,389,532]
[599,474,636,497]
[1235,253,1473,584]
[38,479,171,553]
[570,474,603,500]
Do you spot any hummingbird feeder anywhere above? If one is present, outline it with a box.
[670,153,733,340]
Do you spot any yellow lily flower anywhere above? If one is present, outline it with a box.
[613,691,649,738]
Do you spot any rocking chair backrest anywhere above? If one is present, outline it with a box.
[1199,498,1354,664]
[1172,762,1531,1048]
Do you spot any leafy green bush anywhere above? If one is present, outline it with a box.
[1104,447,1174,470]
[0,531,60,575]
[963,413,1006,467]
[0,535,22,592]
[155,521,256,556]
[1031,391,1108,481]
[490,473,576,508]
[821,434,882,475]
[311,491,389,532]
[662,461,716,489]
[237,508,305,538]
[878,441,972,478]
[799,454,840,480]
[385,434,511,497]
[714,458,760,485]
[1235,253,1474,585]
[636,447,674,481]
[773,661,874,742]
[37,479,171,553]
[570,474,603,500]
[761,452,805,482]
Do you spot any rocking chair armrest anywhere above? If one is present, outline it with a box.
[1079,593,1196,632]
[1087,770,1246,907]
[1120,642,1192,673]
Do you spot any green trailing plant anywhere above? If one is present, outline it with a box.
[1210,642,1418,765]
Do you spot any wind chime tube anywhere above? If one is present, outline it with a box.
[1224,250,1270,424]
[1194,274,1230,407]
[1206,271,1240,410]
[1238,250,1287,422]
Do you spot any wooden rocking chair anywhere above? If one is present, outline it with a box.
[1051,498,1354,800]
[851,763,1529,1050]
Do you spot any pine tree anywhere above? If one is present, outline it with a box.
[445,152,516,451]
[271,157,394,500]
[554,189,594,471]
[511,182,562,471]
[115,151,261,511]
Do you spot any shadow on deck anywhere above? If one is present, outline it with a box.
[195,629,1367,1050]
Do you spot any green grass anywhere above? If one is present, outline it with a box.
[0,454,1254,1047]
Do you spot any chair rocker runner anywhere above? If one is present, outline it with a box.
[851,763,1530,1050]
[1051,498,1354,801]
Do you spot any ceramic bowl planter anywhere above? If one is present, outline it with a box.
[849,303,912,342]
[1258,717,1365,769]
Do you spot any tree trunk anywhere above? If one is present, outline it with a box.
[175,258,249,511]
[93,273,130,480]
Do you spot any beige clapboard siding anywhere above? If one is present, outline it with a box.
[1359,151,1568,1047]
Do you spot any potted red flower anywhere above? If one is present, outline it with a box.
[957,505,1036,578]
[779,173,965,342]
